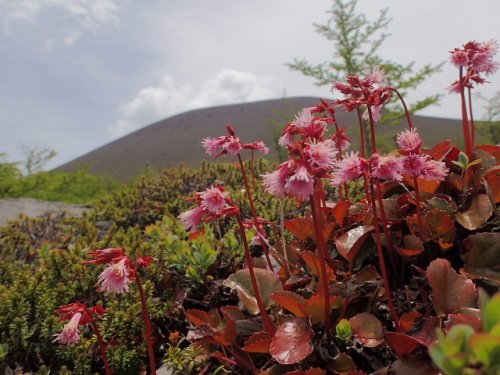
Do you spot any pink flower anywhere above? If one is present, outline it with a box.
[330,126,351,152]
[479,39,499,58]
[53,312,82,345]
[81,248,126,265]
[421,159,448,182]
[450,49,469,67]
[366,66,386,84]
[98,257,131,294]
[202,137,226,156]
[262,161,293,197]
[397,128,423,153]
[400,154,428,178]
[304,140,338,169]
[291,110,314,128]
[224,137,242,154]
[331,152,368,186]
[200,186,229,213]
[285,160,315,201]
[445,81,462,95]
[371,153,402,181]
[362,104,382,123]
[242,141,269,154]
[179,206,207,232]
[278,130,295,147]
[331,80,353,95]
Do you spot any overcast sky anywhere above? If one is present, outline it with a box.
[1,0,500,170]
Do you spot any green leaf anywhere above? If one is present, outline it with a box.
[469,332,500,368]
[336,319,352,340]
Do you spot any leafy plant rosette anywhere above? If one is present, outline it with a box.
[175,40,500,375]
[48,40,500,375]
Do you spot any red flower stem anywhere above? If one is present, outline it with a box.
[134,276,157,375]
[367,105,378,154]
[237,154,274,272]
[235,214,275,334]
[459,68,472,158]
[412,177,425,243]
[375,180,400,284]
[90,320,112,375]
[467,87,476,147]
[310,193,333,348]
[369,183,401,332]
[356,108,366,158]
[389,88,414,129]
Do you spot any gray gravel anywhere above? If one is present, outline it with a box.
[0,198,92,227]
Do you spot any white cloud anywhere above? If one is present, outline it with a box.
[108,70,277,138]
[1,0,120,42]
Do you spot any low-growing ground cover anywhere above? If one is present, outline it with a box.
[1,40,500,375]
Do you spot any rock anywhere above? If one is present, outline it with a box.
[0,198,92,227]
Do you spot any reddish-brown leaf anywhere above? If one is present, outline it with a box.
[487,175,500,204]
[332,200,350,226]
[390,357,440,375]
[428,139,453,161]
[186,309,216,328]
[223,319,237,345]
[305,369,326,375]
[300,251,335,281]
[335,225,374,263]
[425,209,455,244]
[399,311,421,332]
[271,291,307,317]
[409,316,440,345]
[331,353,356,373]
[349,313,384,347]
[445,314,482,332]
[243,331,272,353]
[303,295,343,324]
[269,318,314,364]
[220,306,244,321]
[461,232,500,285]
[395,235,424,256]
[427,259,477,317]
[285,218,315,240]
[385,332,425,358]
[456,194,493,230]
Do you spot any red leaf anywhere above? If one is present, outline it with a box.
[335,225,374,263]
[243,331,272,353]
[395,235,424,256]
[300,251,335,281]
[349,313,384,347]
[269,318,314,364]
[427,259,477,317]
[220,306,244,321]
[303,295,343,324]
[332,200,350,225]
[487,175,500,204]
[223,319,237,345]
[428,140,453,161]
[390,357,440,375]
[445,314,482,332]
[409,316,440,345]
[305,369,326,375]
[425,209,456,245]
[271,291,307,317]
[186,309,216,328]
[385,332,425,358]
[285,218,315,240]
[399,311,421,332]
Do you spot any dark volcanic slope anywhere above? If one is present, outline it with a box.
[54,97,464,181]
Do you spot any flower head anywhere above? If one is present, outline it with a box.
[291,110,314,128]
[53,312,82,345]
[421,159,449,182]
[397,128,423,154]
[179,206,207,233]
[200,186,229,213]
[97,257,132,294]
[285,160,315,201]
[331,152,368,186]
[262,161,294,198]
[400,154,428,178]
[304,140,338,169]
[371,153,403,181]
[81,248,126,265]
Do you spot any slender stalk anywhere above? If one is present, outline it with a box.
[310,193,333,348]
[90,320,112,375]
[412,177,425,243]
[356,108,366,158]
[236,214,275,334]
[237,154,274,271]
[369,183,401,332]
[459,68,473,158]
[467,87,476,147]
[135,277,157,375]
[367,105,378,154]
[389,88,414,129]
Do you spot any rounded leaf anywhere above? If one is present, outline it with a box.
[269,318,314,364]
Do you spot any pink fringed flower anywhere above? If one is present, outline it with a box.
[366,66,386,84]
[262,161,294,198]
[242,140,269,154]
[400,154,428,178]
[285,160,315,201]
[202,136,241,157]
[202,137,227,156]
[450,49,469,67]
[200,186,229,213]
[422,159,449,182]
[371,154,403,181]
[331,152,368,186]
[291,110,314,128]
[53,312,82,345]
[362,104,382,123]
[397,128,423,153]
[179,206,207,233]
[445,81,462,95]
[304,140,338,169]
[98,257,131,294]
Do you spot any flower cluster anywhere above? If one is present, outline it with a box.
[447,40,499,94]
[53,302,106,345]
[332,66,391,123]
[178,186,237,232]
[202,124,268,158]
[82,248,153,294]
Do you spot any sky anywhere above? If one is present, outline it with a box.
[1,0,500,170]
